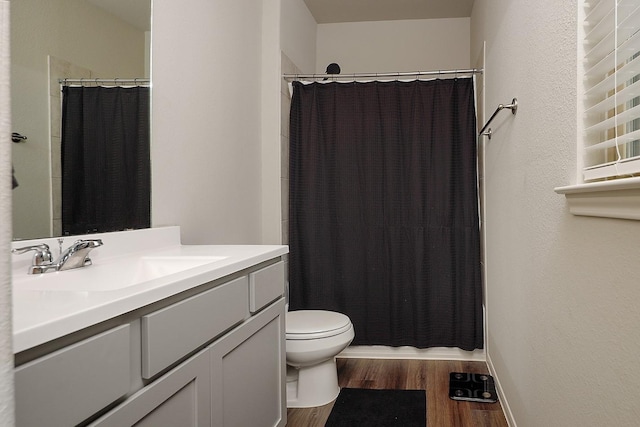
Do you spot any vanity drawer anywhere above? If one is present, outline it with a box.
[249,261,285,313]
[15,324,131,427]
[141,276,249,379]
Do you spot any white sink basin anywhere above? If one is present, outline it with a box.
[13,256,227,292]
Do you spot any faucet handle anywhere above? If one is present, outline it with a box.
[12,244,54,265]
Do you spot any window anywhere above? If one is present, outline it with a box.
[582,0,640,181]
[555,0,640,220]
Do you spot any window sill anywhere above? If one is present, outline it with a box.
[554,177,640,220]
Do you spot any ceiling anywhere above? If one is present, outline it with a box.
[303,0,476,24]
[87,0,474,31]
[86,1,473,31]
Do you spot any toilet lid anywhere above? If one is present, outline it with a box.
[286,310,352,340]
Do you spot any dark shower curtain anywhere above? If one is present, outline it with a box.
[289,78,483,351]
[61,86,151,235]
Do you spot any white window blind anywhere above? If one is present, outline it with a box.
[583,0,640,181]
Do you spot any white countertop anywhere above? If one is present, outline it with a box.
[11,227,288,353]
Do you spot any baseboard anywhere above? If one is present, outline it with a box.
[338,345,486,361]
[486,353,517,427]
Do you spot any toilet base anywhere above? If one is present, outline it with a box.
[286,358,340,408]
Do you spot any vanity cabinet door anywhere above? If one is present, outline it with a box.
[210,298,286,427]
[91,348,211,427]
[15,324,131,427]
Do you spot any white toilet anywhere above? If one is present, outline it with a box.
[285,309,355,408]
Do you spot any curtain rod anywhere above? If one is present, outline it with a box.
[283,68,483,81]
[59,78,150,86]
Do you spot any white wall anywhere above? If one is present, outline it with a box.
[280,0,317,74]
[152,0,266,244]
[10,0,146,239]
[261,0,282,245]
[0,1,14,423]
[316,18,470,74]
[471,1,640,426]
[150,0,314,246]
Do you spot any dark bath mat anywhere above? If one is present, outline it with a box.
[449,372,498,403]
[325,388,426,427]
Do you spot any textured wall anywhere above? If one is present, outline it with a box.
[0,0,15,424]
[471,1,640,425]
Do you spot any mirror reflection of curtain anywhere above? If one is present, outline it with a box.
[61,86,150,235]
[289,78,483,351]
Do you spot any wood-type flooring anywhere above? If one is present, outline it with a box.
[286,358,508,427]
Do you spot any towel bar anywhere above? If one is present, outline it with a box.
[479,98,517,139]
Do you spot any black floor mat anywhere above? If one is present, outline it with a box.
[325,388,426,427]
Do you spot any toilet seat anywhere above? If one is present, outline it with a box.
[286,310,352,340]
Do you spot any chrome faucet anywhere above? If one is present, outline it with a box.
[12,239,103,274]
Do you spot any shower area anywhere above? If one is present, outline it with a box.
[280,50,490,355]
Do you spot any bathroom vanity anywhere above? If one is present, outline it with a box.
[11,227,288,427]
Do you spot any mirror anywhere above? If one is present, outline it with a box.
[11,0,151,240]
